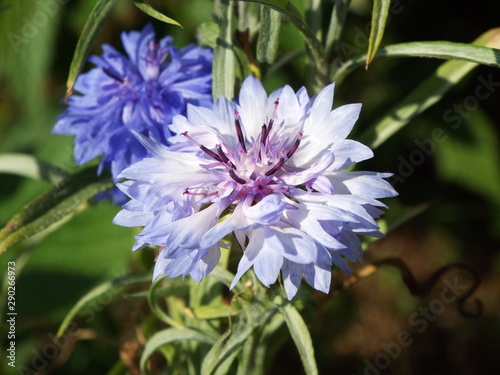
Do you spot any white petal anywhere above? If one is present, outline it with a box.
[254,246,283,287]
[237,76,268,138]
[326,171,398,198]
[281,151,335,186]
[329,140,374,171]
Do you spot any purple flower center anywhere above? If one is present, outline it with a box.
[182,99,303,202]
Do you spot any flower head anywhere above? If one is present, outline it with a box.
[114,76,397,299]
[53,24,213,201]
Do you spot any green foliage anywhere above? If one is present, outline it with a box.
[366,0,391,67]
[0,153,67,185]
[131,0,182,27]
[213,0,236,100]
[66,0,119,97]
[256,6,281,63]
[0,166,114,254]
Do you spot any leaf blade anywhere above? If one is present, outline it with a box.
[56,272,151,337]
[279,302,318,375]
[366,0,391,67]
[334,39,500,82]
[141,328,218,375]
[66,0,118,98]
[0,153,67,185]
[0,166,113,253]
[131,0,182,27]
[213,0,235,100]
[256,6,281,63]
[356,29,500,148]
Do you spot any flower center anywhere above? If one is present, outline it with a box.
[182,99,302,201]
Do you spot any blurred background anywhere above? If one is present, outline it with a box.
[1,0,500,374]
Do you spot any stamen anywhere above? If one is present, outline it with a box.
[286,132,303,159]
[181,131,201,147]
[216,145,236,169]
[200,145,223,162]
[234,110,247,153]
[267,98,279,131]
[265,157,285,176]
[229,169,247,184]
[261,124,268,145]
[182,132,223,162]
[103,67,124,83]
[183,188,218,197]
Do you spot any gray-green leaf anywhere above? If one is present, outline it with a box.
[257,6,281,63]
[141,328,218,375]
[366,0,391,67]
[279,302,318,375]
[0,166,113,254]
[0,153,67,185]
[66,0,118,98]
[131,0,182,27]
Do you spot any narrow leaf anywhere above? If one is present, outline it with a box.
[66,0,118,98]
[141,328,218,375]
[334,39,500,82]
[147,276,185,329]
[239,0,326,87]
[131,0,182,27]
[0,153,67,185]
[358,29,500,149]
[196,22,220,49]
[360,59,477,149]
[201,324,255,375]
[279,302,318,375]
[213,0,235,100]
[325,0,351,59]
[56,272,151,337]
[366,0,391,67]
[192,305,240,319]
[237,1,260,37]
[256,6,281,63]
[0,166,113,254]
[210,265,245,294]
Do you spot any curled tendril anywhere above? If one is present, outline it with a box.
[333,257,483,318]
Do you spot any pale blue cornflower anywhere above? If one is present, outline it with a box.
[114,75,397,299]
[53,24,212,202]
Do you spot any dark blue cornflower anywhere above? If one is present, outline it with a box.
[53,24,213,202]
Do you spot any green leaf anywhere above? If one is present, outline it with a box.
[213,0,235,100]
[366,0,391,67]
[131,0,182,27]
[360,58,477,149]
[196,22,220,49]
[147,276,185,329]
[0,153,67,185]
[140,328,218,375]
[238,0,326,88]
[325,0,350,59]
[279,302,318,375]
[210,265,245,294]
[192,305,240,319]
[334,40,500,82]
[122,281,188,301]
[305,0,322,40]
[0,166,114,254]
[237,1,260,38]
[66,0,118,97]
[56,272,151,337]
[256,6,281,63]
[357,29,500,149]
[201,324,255,375]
